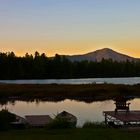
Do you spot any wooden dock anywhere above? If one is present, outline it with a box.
[103,111,140,126]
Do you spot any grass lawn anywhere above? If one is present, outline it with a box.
[0,128,140,140]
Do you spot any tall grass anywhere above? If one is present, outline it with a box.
[0,84,139,101]
[46,117,76,129]
[82,121,107,129]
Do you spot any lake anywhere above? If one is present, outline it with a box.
[0,77,140,85]
[1,98,140,126]
[0,78,140,126]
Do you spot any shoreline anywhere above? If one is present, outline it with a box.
[0,84,140,102]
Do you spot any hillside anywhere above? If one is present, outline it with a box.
[66,48,138,62]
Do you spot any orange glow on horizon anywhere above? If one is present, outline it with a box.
[0,39,140,58]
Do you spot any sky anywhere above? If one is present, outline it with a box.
[0,0,140,57]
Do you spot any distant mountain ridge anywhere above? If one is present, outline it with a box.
[65,48,138,62]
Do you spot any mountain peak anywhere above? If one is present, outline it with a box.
[66,48,137,62]
[94,48,114,53]
[97,48,112,51]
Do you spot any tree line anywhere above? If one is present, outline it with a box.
[0,51,140,79]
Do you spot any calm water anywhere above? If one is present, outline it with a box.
[0,77,140,85]
[1,77,140,126]
[1,98,140,126]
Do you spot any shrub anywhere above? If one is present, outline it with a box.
[46,117,76,129]
[0,109,16,131]
[82,121,106,129]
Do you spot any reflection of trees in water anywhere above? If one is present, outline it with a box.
[0,99,16,107]
[0,96,136,106]
[0,99,9,106]
[113,95,135,102]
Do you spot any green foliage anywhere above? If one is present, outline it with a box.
[82,121,107,129]
[46,117,76,129]
[0,109,16,131]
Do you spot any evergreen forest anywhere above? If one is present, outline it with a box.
[0,52,140,79]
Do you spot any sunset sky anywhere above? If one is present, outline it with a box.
[0,0,140,57]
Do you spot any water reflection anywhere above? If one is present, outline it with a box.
[0,97,140,126]
[0,95,135,106]
[0,97,112,106]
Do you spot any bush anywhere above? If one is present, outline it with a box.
[0,109,16,131]
[82,121,106,129]
[46,117,76,129]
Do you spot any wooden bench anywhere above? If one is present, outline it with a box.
[114,100,130,113]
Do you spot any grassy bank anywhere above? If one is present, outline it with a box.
[0,128,140,140]
[0,84,140,102]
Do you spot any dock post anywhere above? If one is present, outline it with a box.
[105,113,107,125]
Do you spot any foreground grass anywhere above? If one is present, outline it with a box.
[0,128,140,140]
